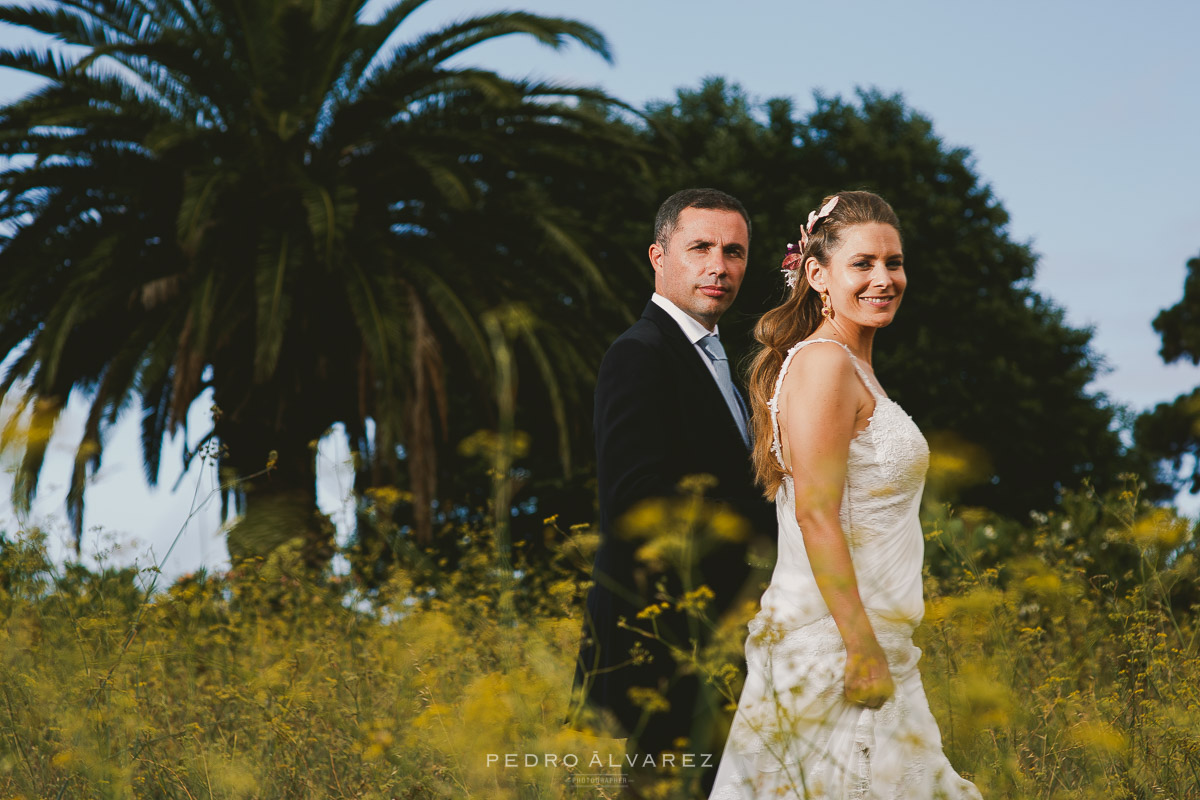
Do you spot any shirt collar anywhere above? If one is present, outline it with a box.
[651,293,719,345]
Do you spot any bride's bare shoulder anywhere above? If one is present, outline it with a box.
[782,340,858,395]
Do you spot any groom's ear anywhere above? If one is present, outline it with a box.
[648,242,665,275]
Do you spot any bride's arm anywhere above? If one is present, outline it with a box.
[779,344,894,708]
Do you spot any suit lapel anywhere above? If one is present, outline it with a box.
[641,301,752,451]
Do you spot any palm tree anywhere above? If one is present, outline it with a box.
[0,0,641,563]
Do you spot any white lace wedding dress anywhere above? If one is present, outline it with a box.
[709,339,981,799]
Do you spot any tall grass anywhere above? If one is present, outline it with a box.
[0,471,1196,799]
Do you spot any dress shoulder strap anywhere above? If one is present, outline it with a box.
[798,337,885,400]
[768,338,884,471]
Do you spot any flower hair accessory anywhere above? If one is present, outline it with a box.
[779,195,840,288]
[779,243,804,288]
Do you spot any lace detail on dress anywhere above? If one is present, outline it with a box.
[866,401,928,491]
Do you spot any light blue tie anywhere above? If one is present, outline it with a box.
[698,334,750,447]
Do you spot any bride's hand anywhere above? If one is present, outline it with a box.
[844,640,894,709]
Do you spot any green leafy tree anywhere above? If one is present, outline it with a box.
[627,80,1136,517]
[0,0,641,563]
[1135,252,1200,492]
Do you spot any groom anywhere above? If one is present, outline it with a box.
[574,188,775,792]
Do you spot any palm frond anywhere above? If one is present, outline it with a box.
[534,213,631,322]
[401,260,492,384]
[12,392,66,513]
[68,346,143,548]
[0,46,86,83]
[514,312,572,475]
[252,231,294,382]
[0,5,118,48]
[339,0,442,89]
[391,12,610,74]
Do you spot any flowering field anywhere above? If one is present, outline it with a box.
[0,477,1196,799]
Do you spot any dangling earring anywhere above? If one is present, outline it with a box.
[821,292,832,319]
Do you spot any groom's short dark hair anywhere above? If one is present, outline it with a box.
[654,188,751,250]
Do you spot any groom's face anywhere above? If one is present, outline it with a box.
[649,207,749,331]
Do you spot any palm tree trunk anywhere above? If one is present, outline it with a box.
[217,407,333,571]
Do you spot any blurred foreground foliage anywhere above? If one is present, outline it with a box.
[1,474,1198,799]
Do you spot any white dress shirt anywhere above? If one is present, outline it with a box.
[651,292,721,382]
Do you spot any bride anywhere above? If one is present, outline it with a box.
[708,191,981,799]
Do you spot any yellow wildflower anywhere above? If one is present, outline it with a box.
[676,585,715,615]
[636,604,663,620]
[627,687,670,714]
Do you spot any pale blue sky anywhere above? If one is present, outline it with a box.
[2,0,1199,574]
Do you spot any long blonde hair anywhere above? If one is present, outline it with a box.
[746,190,901,499]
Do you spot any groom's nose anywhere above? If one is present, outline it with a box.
[706,252,731,275]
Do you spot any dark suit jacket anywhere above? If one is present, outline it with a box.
[574,299,775,746]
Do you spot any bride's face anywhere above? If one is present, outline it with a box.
[807,222,905,329]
